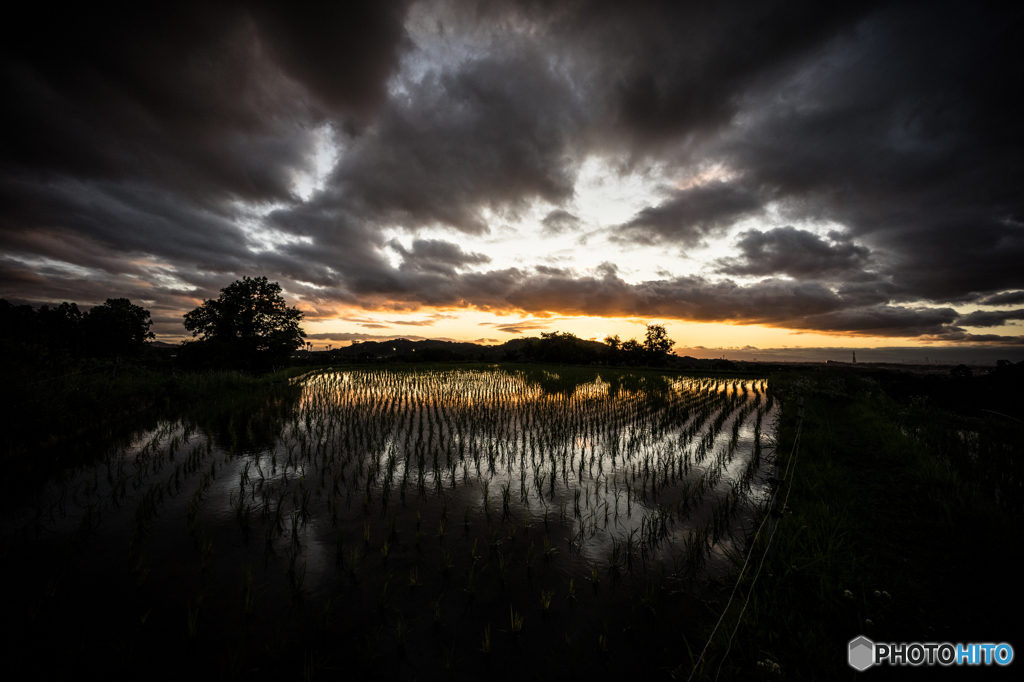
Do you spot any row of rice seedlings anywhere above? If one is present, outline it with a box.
[10,367,774,660]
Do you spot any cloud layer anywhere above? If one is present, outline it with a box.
[2,0,1022,344]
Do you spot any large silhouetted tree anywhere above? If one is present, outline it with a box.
[182,276,305,369]
[643,324,675,355]
[82,298,153,356]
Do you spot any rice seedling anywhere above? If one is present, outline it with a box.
[443,641,457,680]
[498,550,511,584]
[185,593,203,639]
[130,555,150,586]
[302,651,331,682]
[540,589,554,613]
[334,530,347,572]
[395,612,411,650]
[319,597,335,631]
[377,574,390,612]
[199,537,214,571]
[348,548,362,581]
[640,582,658,615]
[432,593,444,625]
[509,605,525,635]
[388,512,399,541]
[464,562,479,598]
[480,624,492,656]
[542,534,557,562]
[488,526,502,552]
[8,366,783,678]
[288,553,307,600]
[241,566,259,617]
[360,626,380,662]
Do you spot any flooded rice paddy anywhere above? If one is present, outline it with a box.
[3,366,777,679]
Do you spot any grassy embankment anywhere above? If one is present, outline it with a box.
[686,369,1022,680]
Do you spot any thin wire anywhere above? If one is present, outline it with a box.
[685,503,772,682]
[16,362,113,387]
[713,420,803,680]
[686,402,803,682]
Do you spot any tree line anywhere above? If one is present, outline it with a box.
[1,276,307,370]
[2,276,678,371]
[515,324,676,366]
[0,297,154,359]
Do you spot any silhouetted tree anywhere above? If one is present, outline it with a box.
[620,338,644,365]
[82,298,153,356]
[602,324,675,366]
[522,331,602,364]
[182,276,305,369]
[643,324,674,355]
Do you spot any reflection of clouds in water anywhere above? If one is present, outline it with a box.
[300,517,331,589]
[5,369,781,634]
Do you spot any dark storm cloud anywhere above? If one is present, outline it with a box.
[541,209,581,235]
[614,181,764,246]
[0,2,410,199]
[306,332,430,343]
[978,291,1024,306]
[250,1,412,114]
[479,321,551,335]
[926,332,1024,345]
[331,50,584,233]
[791,306,961,337]
[716,227,872,278]
[489,0,884,146]
[428,266,984,340]
[592,1,1023,322]
[955,309,1024,329]
[0,0,412,315]
[3,0,1023,344]
[388,239,491,275]
[699,2,1024,304]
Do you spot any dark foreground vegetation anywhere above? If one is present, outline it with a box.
[4,364,771,681]
[3,292,1021,680]
[692,365,1023,680]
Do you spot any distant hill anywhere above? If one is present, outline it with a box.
[328,337,519,361]
[322,336,736,370]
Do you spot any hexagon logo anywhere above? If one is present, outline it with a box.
[849,636,874,671]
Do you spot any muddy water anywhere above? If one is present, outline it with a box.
[2,367,776,679]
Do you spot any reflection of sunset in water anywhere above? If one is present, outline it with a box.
[293,367,775,572]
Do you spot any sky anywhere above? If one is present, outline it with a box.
[2,1,1023,361]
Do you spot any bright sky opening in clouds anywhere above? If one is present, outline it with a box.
[2,1,1023,361]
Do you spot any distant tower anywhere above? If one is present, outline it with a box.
[852,350,856,364]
